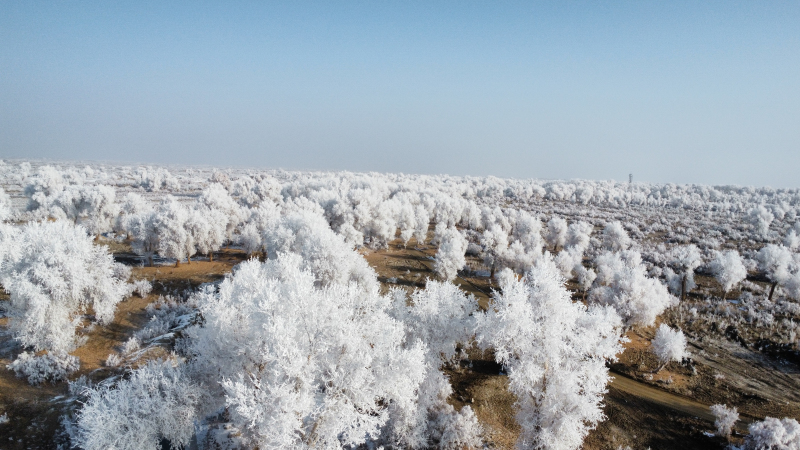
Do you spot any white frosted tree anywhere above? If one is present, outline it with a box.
[387,281,482,449]
[434,227,468,282]
[601,221,631,251]
[651,323,687,372]
[186,255,426,449]
[544,216,568,252]
[263,210,378,290]
[73,360,199,450]
[748,205,775,238]
[756,244,796,301]
[709,250,747,299]
[710,404,739,438]
[152,197,190,266]
[52,184,119,237]
[744,417,800,450]
[0,221,130,382]
[590,250,677,327]
[0,186,13,221]
[476,256,625,450]
[199,183,245,245]
[784,222,800,250]
[184,205,226,262]
[666,245,703,300]
[114,192,152,239]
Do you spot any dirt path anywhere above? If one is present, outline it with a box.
[608,371,751,433]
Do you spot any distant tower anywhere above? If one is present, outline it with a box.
[629,173,633,184]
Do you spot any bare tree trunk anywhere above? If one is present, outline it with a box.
[187,255,191,264]
[175,260,180,268]
[208,252,213,262]
[769,282,777,301]
[681,274,687,301]
[148,255,154,267]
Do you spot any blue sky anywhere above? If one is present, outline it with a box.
[2,1,799,187]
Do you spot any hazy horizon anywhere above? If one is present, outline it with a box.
[2,2,799,188]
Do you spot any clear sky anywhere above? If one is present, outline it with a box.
[1,1,799,187]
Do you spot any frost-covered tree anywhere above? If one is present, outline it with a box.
[601,221,631,251]
[184,205,226,262]
[710,404,739,438]
[756,244,796,301]
[590,251,676,327]
[709,250,747,299]
[748,205,775,238]
[52,184,118,237]
[152,197,190,266]
[114,192,152,239]
[73,360,199,450]
[23,165,66,212]
[544,216,567,252]
[0,221,130,381]
[413,204,431,246]
[666,245,703,300]
[785,222,800,250]
[263,210,378,289]
[434,227,468,282]
[651,324,687,372]
[477,256,625,450]
[186,255,427,449]
[198,183,245,245]
[0,186,12,221]
[137,167,180,192]
[744,417,800,450]
[564,221,593,253]
[387,281,482,449]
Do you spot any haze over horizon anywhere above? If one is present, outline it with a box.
[2,2,799,188]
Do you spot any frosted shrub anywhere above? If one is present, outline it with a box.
[651,324,687,372]
[131,279,152,298]
[544,216,567,251]
[73,360,199,450]
[590,251,676,327]
[122,337,141,355]
[477,256,625,450]
[104,353,122,367]
[137,167,179,192]
[263,210,378,290]
[602,221,631,251]
[710,404,738,438]
[7,351,80,385]
[744,417,800,450]
[0,221,130,355]
[709,250,747,298]
[434,227,468,282]
[748,205,775,238]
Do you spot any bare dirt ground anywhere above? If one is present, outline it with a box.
[2,234,799,449]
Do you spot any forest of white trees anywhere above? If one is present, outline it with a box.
[1,160,800,449]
